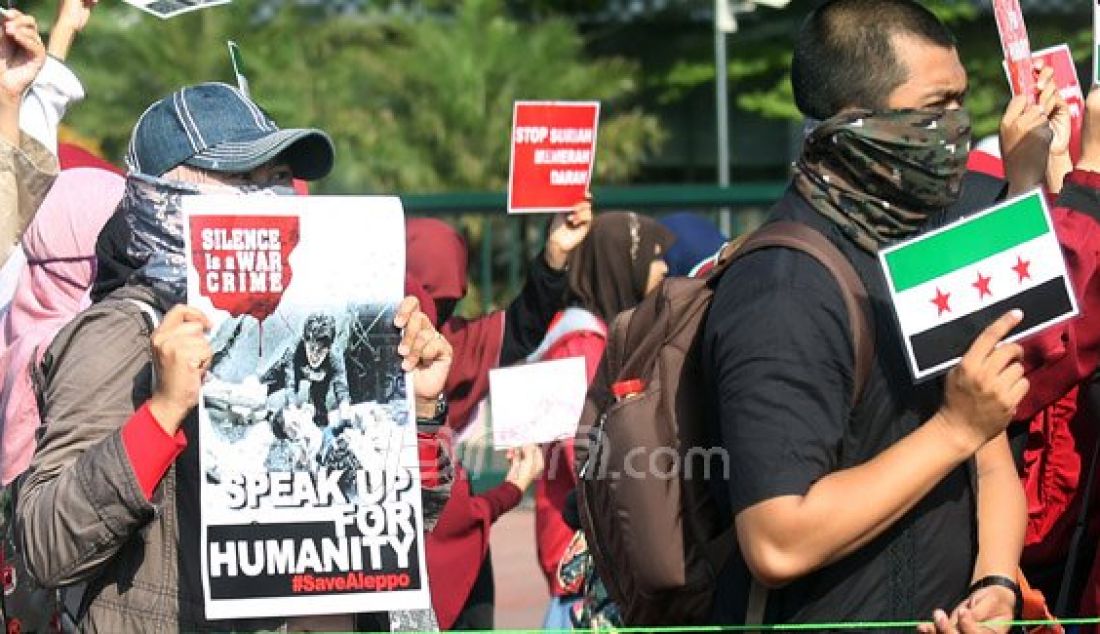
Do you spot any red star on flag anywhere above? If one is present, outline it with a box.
[1012,255,1032,282]
[931,287,951,316]
[973,271,992,299]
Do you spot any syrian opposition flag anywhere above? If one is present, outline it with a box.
[880,190,1078,381]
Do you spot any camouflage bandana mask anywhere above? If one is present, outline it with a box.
[795,108,972,253]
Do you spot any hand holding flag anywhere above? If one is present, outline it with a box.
[937,310,1028,452]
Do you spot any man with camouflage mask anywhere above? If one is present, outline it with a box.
[701,1,1035,630]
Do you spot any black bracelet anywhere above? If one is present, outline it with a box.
[969,575,1023,621]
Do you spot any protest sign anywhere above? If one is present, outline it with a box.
[1004,44,1084,161]
[489,357,588,449]
[993,0,1036,100]
[124,0,230,19]
[183,195,429,619]
[879,190,1078,382]
[508,101,600,214]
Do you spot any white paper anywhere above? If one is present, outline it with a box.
[489,357,588,449]
[183,195,429,619]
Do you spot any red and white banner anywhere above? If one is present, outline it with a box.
[993,0,1036,100]
[508,101,600,214]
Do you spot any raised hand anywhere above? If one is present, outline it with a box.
[544,193,594,271]
[0,11,45,105]
[149,305,214,435]
[49,0,99,61]
[394,295,454,412]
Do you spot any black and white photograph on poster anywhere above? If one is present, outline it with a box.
[182,195,429,620]
[123,0,231,19]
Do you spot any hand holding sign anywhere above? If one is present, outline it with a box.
[394,295,453,406]
[999,66,1071,197]
[1038,61,1076,193]
[505,445,546,493]
[1034,56,1077,160]
[1079,88,1100,174]
[149,305,214,435]
[545,194,593,271]
[937,310,1027,454]
[1000,93,1053,194]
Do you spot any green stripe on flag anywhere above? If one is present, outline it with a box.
[884,193,1047,293]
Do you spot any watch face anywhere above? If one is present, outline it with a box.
[428,395,447,419]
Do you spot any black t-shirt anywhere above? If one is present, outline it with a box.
[701,175,1005,624]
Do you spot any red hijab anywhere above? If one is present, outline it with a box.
[406,218,468,305]
[405,218,504,432]
[405,218,510,628]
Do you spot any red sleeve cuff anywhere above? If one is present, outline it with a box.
[1067,169,1100,190]
[481,481,524,523]
[121,403,187,500]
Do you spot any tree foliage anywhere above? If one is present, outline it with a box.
[37,0,663,193]
[643,1,1092,140]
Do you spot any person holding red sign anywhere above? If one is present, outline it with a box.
[533,211,674,628]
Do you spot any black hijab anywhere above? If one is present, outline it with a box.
[566,211,674,324]
[90,210,141,303]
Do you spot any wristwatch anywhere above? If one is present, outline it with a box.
[416,394,448,428]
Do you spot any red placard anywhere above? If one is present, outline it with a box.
[1003,45,1084,161]
[993,0,1036,101]
[1036,45,1085,162]
[508,101,600,214]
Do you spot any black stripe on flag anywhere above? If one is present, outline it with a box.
[910,277,1073,373]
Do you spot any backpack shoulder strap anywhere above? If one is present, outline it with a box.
[125,300,163,386]
[726,221,875,407]
[125,298,163,330]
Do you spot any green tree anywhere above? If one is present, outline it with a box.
[36,0,662,194]
[647,2,1092,140]
[339,0,662,192]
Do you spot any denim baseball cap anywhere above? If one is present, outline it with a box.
[126,82,335,181]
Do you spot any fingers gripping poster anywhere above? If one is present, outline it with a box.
[182,195,429,620]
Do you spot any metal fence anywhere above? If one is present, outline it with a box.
[402,182,786,315]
